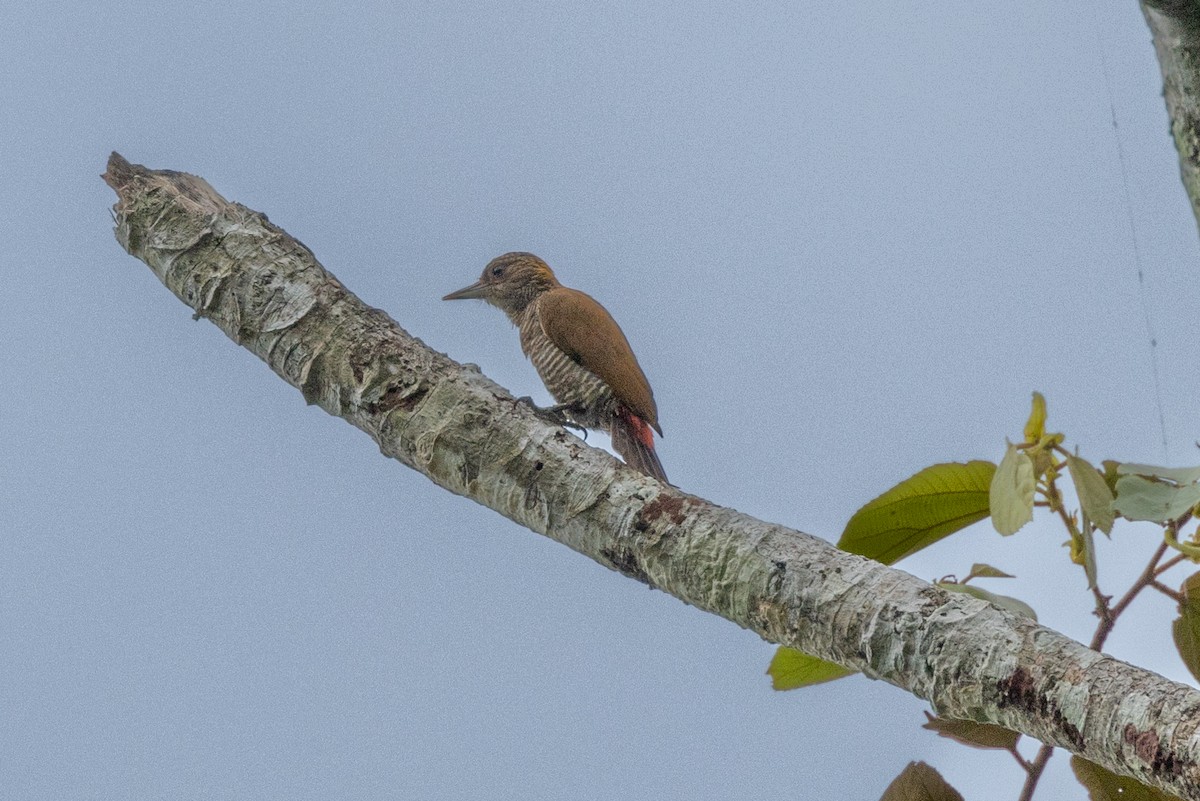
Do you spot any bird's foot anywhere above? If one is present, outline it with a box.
[514,397,589,439]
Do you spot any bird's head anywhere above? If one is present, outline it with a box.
[443,252,560,315]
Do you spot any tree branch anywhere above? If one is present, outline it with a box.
[1143,0,1200,233]
[102,153,1200,800]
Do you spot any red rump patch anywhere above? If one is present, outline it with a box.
[619,408,657,449]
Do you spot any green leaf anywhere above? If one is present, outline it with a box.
[879,761,964,801]
[938,582,1037,621]
[1023,391,1047,443]
[1112,463,1200,526]
[1113,475,1200,524]
[1117,463,1200,485]
[766,647,855,690]
[1073,524,1099,590]
[838,461,996,565]
[1172,573,1200,685]
[1102,460,1122,492]
[990,442,1035,535]
[1067,453,1115,536]
[922,712,1019,751]
[965,562,1014,580]
[1071,755,1184,801]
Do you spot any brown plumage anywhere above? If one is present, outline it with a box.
[443,252,666,482]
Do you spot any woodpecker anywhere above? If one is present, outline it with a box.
[444,252,667,482]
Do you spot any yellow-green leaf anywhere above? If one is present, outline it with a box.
[965,563,1014,580]
[1102,460,1122,490]
[838,461,996,565]
[1023,391,1047,443]
[1071,524,1099,590]
[1071,755,1184,801]
[922,712,1019,751]
[1113,475,1200,524]
[1067,453,1115,536]
[767,646,855,690]
[938,582,1037,621]
[879,761,964,801]
[1172,573,1200,685]
[1164,526,1200,559]
[991,442,1035,536]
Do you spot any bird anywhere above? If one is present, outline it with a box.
[443,252,667,482]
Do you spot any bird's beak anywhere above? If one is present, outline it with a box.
[442,280,488,301]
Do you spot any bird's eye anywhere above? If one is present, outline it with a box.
[491,266,504,277]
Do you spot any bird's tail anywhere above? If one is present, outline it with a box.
[611,408,668,483]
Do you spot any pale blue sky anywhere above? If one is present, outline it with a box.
[2,2,1197,799]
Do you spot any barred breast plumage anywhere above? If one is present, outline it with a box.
[518,297,616,431]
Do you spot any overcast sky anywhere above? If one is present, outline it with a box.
[3,2,1197,799]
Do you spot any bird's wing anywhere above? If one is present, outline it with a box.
[537,287,661,434]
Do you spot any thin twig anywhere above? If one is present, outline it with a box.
[1091,541,1169,652]
[1017,745,1055,801]
[1008,742,1031,772]
[1150,581,1184,604]
[1155,552,1189,577]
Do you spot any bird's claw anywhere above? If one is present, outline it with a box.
[514,396,589,439]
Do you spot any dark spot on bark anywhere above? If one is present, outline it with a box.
[300,360,324,406]
[366,384,428,415]
[395,385,428,411]
[534,461,544,471]
[997,667,1035,707]
[1124,724,1184,776]
[524,480,541,510]
[634,494,691,533]
[996,667,1084,750]
[765,560,787,595]
[1125,725,1161,764]
[600,547,653,586]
